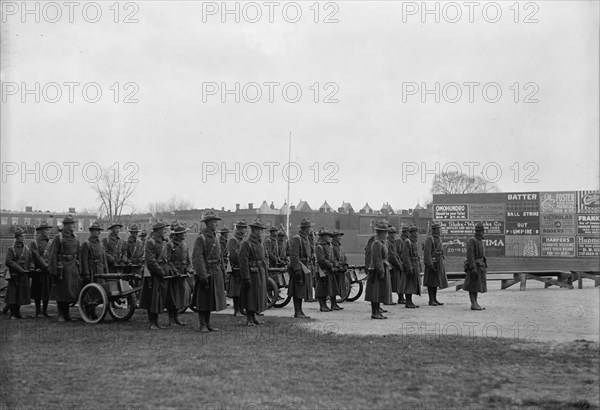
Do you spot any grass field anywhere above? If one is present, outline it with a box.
[1,305,598,410]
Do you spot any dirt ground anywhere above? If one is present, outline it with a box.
[266,280,600,344]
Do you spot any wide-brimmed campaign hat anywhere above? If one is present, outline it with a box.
[431,222,441,230]
[36,221,52,231]
[401,226,409,233]
[234,219,248,228]
[128,224,141,232]
[219,227,230,234]
[317,228,333,236]
[108,222,123,230]
[172,224,189,234]
[297,218,314,228]
[152,220,168,231]
[332,230,344,236]
[201,211,221,222]
[409,225,419,232]
[268,226,278,232]
[89,222,103,231]
[140,230,148,237]
[475,223,485,231]
[277,230,286,237]
[249,219,266,229]
[14,227,25,237]
[62,215,76,224]
[388,226,397,234]
[374,221,389,232]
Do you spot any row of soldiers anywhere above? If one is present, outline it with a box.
[4,212,488,326]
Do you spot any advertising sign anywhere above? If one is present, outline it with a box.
[576,236,600,257]
[469,203,505,220]
[540,192,576,214]
[540,214,575,235]
[505,235,540,257]
[434,205,468,220]
[577,214,600,236]
[440,220,504,235]
[577,191,600,214]
[540,236,576,257]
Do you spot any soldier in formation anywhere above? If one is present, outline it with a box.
[423,222,448,306]
[139,220,170,329]
[276,230,289,266]
[239,219,269,326]
[123,224,144,270]
[166,223,191,326]
[331,229,348,306]
[193,211,227,332]
[264,226,279,268]
[400,225,422,309]
[30,221,53,317]
[464,223,488,310]
[396,226,409,304]
[103,222,124,272]
[48,215,81,321]
[365,222,392,319]
[288,218,313,318]
[315,228,343,312]
[80,222,108,283]
[386,226,402,306]
[227,219,248,316]
[219,227,230,270]
[5,227,33,319]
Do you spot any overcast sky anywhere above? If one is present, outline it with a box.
[1,0,598,214]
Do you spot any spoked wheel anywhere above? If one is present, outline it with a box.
[108,294,136,322]
[266,278,279,309]
[273,285,292,308]
[78,283,108,324]
[335,272,351,303]
[346,280,364,302]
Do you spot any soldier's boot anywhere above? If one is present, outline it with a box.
[166,310,175,327]
[42,300,52,318]
[173,311,186,326]
[197,311,209,332]
[9,305,19,320]
[246,310,255,326]
[371,302,383,319]
[405,295,415,309]
[330,298,343,311]
[233,298,240,316]
[64,304,72,321]
[205,312,220,332]
[35,299,42,317]
[428,287,438,306]
[318,298,331,312]
[149,312,162,330]
[469,292,484,310]
[253,311,264,325]
[398,294,406,304]
[57,303,66,322]
[433,288,443,306]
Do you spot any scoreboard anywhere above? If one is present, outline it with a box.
[433,191,600,258]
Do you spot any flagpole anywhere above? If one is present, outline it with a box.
[286,131,291,237]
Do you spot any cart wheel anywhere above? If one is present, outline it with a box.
[345,280,364,302]
[266,278,279,309]
[78,283,108,324]
[108,294,136,322]
[335,272,351,303]
[178,280,192,314]
[273,286,292,308]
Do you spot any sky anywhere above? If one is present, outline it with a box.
[1,0,598,215]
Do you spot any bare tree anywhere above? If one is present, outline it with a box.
[431,171,499,195]
[89,168,137,221]
[148,195,194,216]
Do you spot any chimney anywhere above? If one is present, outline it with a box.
[221,207,224,211]
[236,204,240,211]
[25,206,33,212]
[248,203,253,210]
[69,207,76,213]
[290,205,295,211]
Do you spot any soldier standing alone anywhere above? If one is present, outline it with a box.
[423,222,448,306]
[464,223,488,310]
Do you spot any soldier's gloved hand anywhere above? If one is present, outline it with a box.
[200,277,209,290]
[242,278,251,290]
